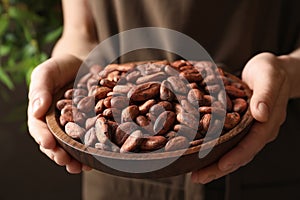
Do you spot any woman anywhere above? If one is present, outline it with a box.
[28,0,300,199]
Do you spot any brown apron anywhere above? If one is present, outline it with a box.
[83,0,300,199]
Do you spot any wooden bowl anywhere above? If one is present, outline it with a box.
[46,78,253,179]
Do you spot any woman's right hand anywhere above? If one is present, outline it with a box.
[27,54,89,173]
[27,0,98,173]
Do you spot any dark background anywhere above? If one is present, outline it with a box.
[0,84,81,200]
[0,1,81,199]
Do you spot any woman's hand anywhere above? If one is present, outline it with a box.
[27,0,98,174]
[191,52,291,183]
[27,55,92,173]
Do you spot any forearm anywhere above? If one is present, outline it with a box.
[61,0,97,39]
[278,48,300,98]
[52,0,98,59]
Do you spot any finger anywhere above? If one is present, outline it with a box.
[191,123,268,184]
[192,80,289,184]
[218,122,272,171]
[27,116,56,149]
[218,78,289,170]
[40,146,82,174]
[39,145,72,166]
[66,159,83,174]
[242,53,286,122]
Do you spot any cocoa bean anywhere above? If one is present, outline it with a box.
[198,106,226,117]
[136,116,154,136]
[56,99,72,110]
[121,105,139,123]
[87,78,98,91]
[126,70,141,83]
[95,99,105,114]
[171,60,190,68]
[164,65,179,76]
[103,108,121,123]
[167,76,188,94]
[113,85,132,94]
[103,96,112,108]
[176,112,199,130]
[187,82,199,89]
[95,117,111,144]
[205,84,221,94]
[95,143,111,151]
[120,130,144,153]
[127,82,160,101]
[160,80,175,101]
[224,112,241,130]
[64,88,75,99]
[100,79,116,88]
[114,122,139,146]
[173,124,200,141]
[174,103,184,114]
[157,101,173,111]
[73,88,88,98]
[187,89,204,106]
[232,98,248,114]
[90,86,112,100]
[84,127,97,146]
[200,114,211,133]
[111,96,129,109]
[137,63,162,75]
[179,70,203,82]
[136,72,166,84]
[225,85,247,98]
[149,104,165,116]
[65,122,85,139]
[153,111,176,135]
[107,71,120,82]
[77,96,95,113]
[180,99,198,114]
[165,136,189,151]
[73,95,85,105]
[165,131,177,140]
[85,115,98,130]
[139,99,156,115]
[140,136,167,151]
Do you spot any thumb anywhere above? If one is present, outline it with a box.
[242,53,285,122]
[28,55,82,118]
[29,90,53,119]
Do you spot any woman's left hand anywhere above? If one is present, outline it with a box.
[191,52,291,184]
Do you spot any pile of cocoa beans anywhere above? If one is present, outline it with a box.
[56,60,250,153]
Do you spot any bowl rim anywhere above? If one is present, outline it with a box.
[46,72,253,161]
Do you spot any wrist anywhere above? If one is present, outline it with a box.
[278,54,300,98]
[51,33,98,60]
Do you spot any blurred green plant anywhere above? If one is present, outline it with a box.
[0,0,62,99]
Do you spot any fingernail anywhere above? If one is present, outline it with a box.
[222,163,235,171]
[32,98,41,114]
[257,102,269,121]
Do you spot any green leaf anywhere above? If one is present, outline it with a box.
[8,6,42,22]
[43,26,62,44]
[0,15,9,36]
[0,45,11,56]
[0,67,14,90]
